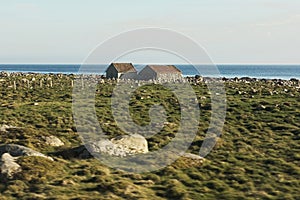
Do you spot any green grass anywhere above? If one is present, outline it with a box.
[0,74,299,199]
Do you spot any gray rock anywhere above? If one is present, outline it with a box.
[86,134,148,157]
[0,125,17,132]
[112,134,148,153]
[43,135,64,147]
[1,153,21,178]
[0,144,53,161]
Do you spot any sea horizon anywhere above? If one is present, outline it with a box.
[0,64,299,80]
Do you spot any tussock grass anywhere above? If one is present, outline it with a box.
[0,74,299,199]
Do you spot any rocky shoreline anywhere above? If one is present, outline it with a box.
[0,71,299,86]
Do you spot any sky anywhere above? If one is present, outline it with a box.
[0,0,299,64]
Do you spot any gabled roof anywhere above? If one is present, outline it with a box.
[108,63,137,73]
[146,65,181,74]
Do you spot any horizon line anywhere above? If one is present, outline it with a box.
[0,63,300,65]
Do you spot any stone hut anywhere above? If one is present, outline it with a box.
[138,65,182,81]
[105,63,137,79]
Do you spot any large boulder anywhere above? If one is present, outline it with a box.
[0,153,21,178]
[87,134,148,157]
[111,134,148,153]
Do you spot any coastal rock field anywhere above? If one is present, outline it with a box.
[0,73,299,199]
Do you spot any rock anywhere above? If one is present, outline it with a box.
[257,105,266,110]
[251,88,258,94]
[61,179,76,186]
[268,90,273,95]
[43,135,64,147]
[0,124,17,132]
[0,144,54,178]
[87,139,116,155]
[1,153,21,178]
[175,153,204,167]
[134,180,155,185]
[181,152,204,160]
[0,144,53,161]
[87,134,148,157]
[112,134,148,153]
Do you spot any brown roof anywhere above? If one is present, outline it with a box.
[146,65,181,74]
[109,63,137,73]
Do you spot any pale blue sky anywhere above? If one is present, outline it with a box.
[0,0,299,64]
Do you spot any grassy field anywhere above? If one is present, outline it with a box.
[0,74,299,199]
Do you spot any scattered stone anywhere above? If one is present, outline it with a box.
[43,135,64,147]
[0,144,53,161]
[257,105,266,110]
[163,122,177,128]
[0,144,54,178]
[181,152,204,161]
[174,152,205,168]
[0,124,17,132]
[182,153,204,166]
[61,179,76,186]
[268,90,273,95]
[134,180,155,185]
[251,88,258,94]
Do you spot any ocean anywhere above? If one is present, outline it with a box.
[0,64,299,80]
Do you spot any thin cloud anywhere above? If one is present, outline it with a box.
[254,14,300,27]
[15,3,39,11]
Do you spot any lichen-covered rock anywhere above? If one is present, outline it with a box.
[86,134,148,157]
[112,134,148,154]
[43,135,64,147]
